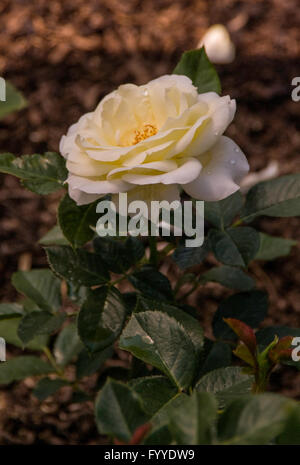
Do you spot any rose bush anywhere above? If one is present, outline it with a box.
[0,48,299,446]
[60,75,248,206]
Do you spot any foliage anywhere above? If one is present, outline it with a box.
[0,48,299,445]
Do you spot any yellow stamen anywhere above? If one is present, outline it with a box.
[132,124,157,145]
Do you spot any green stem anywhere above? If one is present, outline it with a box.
[252,368,270,394]
[43,347,64,377]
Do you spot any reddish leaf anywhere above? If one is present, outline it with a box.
[269,348,293,364]
[275,336,293,351]
[224,318,257,356]
[269,336,293,364]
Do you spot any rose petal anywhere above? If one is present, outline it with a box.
[121,158,202,185]
[67,175,133,194]
[113,183,180,210]
[68,188,104,206]
[182,136,249,201]
[178,94,236,157]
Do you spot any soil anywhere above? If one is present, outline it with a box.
[0,0,299,444]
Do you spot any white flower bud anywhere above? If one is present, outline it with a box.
[199,24,235,64]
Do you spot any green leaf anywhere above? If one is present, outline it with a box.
[0,356,53,385]
[12,269,61,312]
[241,174,300,222]
[119,311,197,390]
[23,298,42,313]
[76,345,114,379]
[213,290,268,340]
[33,377,69,401]
[143,394,186,445]
[78,287,128,353]
[196,367,253,409]
[143,426,172,446]
[129,266,173,302]
[129,376,178,417]
[199,341,232,376]
[0,317,48,351]
[209,227,260,267]
[204,192,244,229]
[135,298,204,358]
[95,378,148,442]
[218,394,294,444]
[58,194,99,247]
[94,236,145,273]
[200,266,255,291]
[39,225,69,246]
[18,311,65,345]
[0,303,24,321]
[53,323,83,367]
[173,47,221,94]
[168,391,218,445]
[0,81,27,119]
[45,246,109,286]
[172,240,209,269]
[0,152,67,194]
[255,232,297,261]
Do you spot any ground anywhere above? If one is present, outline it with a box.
[0,0,299,444]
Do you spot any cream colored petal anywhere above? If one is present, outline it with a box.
[147,74,198,96]
[122,157,202,185]
[114,183,180,210]
[67,175,133,194]
[84,146,134,162]
[199,92,236,125]
[182,136,249,201]
[66,157,114,177]
[107,160,178,180]
[181,95,236,157]
[118,127,187,164]
[124,140,174,166]
[59,112,94,158]
[160,158,202,185]
[160,101,209,132]
[147,75,198,127]
[68,188,104,206]
[84,127,183,164]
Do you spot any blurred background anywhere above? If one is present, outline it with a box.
[0,0,299,444]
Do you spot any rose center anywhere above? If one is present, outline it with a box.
[132,124,157,145]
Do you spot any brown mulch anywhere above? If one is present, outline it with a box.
[0,0,299,445]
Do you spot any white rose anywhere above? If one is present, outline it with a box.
[60,75,249,206]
